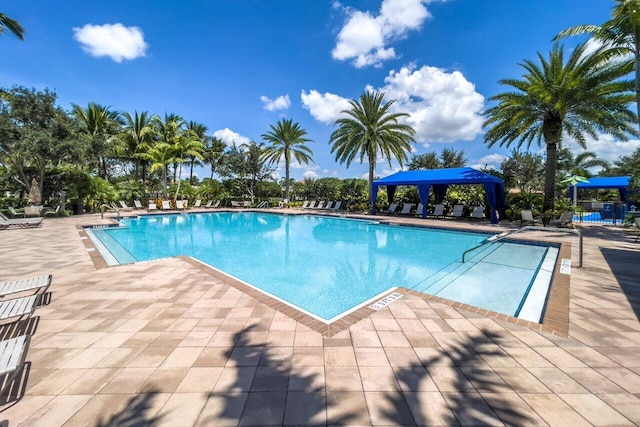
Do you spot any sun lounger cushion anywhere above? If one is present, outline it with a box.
[0,335,30,376]
[0,295,38,321]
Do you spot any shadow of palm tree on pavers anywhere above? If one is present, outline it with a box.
[95,388,163,427]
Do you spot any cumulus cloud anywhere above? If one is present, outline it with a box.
[564,133,640,164]
[260,95,291,111]
[301,90,352,123]
[212,128,251,147]
[303,170,319,179]
[376,64,485,143]
[332,0,432,68]
[73,23,148,62]
[471,153,507,170]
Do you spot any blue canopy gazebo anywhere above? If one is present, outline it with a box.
[371,167,507,224]
[569,176,631,203]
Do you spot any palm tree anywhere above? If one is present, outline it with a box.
[186,121,208,184]
[117,111,156,184]
[204,137,227,180]
[173,131,205,199]
[261,119,314,201]
[0,13,25,40]
[484,42,637,211]
[72,102,122,178]
[555,0,640,126]
[153,113,185,186]
[148,142,176,198]
[329,90,415,205]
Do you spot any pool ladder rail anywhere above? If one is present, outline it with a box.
[257,201,269,209]
[462,226,583,267]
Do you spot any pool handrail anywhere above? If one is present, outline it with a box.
[462,226,583,267]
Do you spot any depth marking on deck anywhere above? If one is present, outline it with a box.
[369,292,403,310]
[560,258,571,275]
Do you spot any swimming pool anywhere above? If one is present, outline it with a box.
[86,212,558,323]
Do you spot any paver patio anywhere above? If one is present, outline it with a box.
[0,211,639,426]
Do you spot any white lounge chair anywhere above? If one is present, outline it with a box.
[399,203,413,215]
[204,200,213,208]
[193,200,202,208]
[433,204,445,217]
[471,206,484,219]
[44,205,60,217]
[119,201,133,211]
[383,203,398,214]
[324,201,334,210]
[0,213,43,229]
[315,201,325,210]
[452,205,464,218]
[162,201,171,210]
[331,201,342,211]
[148,202,157,212]
[0,335,31,394]
[8,207,24,218]
[0,274,51,298]
[133,200,144,209]
[212,200,220,208]
[231,201,241,208]
[301,201,310,209]
[304,201,316,209]
[175,200,185,210]
[0,295,39,322]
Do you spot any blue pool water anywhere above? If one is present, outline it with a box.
[88,212,557,322]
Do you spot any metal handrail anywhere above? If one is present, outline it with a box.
[462,226,583,267]
[257,201,269,209]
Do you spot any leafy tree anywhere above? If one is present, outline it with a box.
[408,148,467,170]
[72,102,122,179]
[408,152,440,170]
[329,90,415,201]
[500,149,545,193]
[484,43,638,211]
[0,12,24,40]
[440,148,467,168]
[261,118,314,201]
[555,0,640,126]
[0,86,85,197]
[219,142,273,201]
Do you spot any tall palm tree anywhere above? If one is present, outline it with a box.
[186,121,208,184]
[72,102,122,178]
[329,90,415,205]
[261,118,314,201]
[204,137,227,180]
[153,113,185,186]
[555,0,640,126]
[0,13,24,40]
[484,43,637,211]
[117,111,156,184]
[148,142,176,198]
[173,131,205,199]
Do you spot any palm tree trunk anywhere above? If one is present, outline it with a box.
[542,119,562,212]
[284,161,290,201]
[369,157,376,212]
[189,161,194,185]
[634,29,640,129]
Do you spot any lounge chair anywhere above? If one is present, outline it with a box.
[0,295,40,322]
[383,203,398,214]
[555,211,574,227]
[0,274,51,298]
[471,206,484,220]
[231,201,241,208]
[8,207,24,218]
[452,205,464,218]
[520,209,540,226]
[119,201,133,211]
[44,205,61,217]
[204,200,213,208]
[324,201,334,210]
[193,200,202,208]
[635,218,640,242]
[331,201,342,211]
[161,201,171,210]
[133,200,144,209]
[24,206,42,217]
[300,200,310,209]
[399,203,413,215]
[175,200,185,210]
[415,203,424,217]
[315,201,326,210]
[433,204,445,217]
[0,213,43,229]
[0,335,32,394]
[304,201,316,209]
[148,202,157,212]
[212,200,221,208]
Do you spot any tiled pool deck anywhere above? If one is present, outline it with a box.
[0,210,639,426]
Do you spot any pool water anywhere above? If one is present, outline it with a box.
[87,212,557,323]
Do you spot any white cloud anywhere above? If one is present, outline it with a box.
[303,170,319,179]
[564,133,640,164]
[377,64,485,143]
[73,23,148,62]
[212,128,251,147]
[260,95,291,111]
[332,0,432,68]
[301,90,351,124]
[471,154,507,170]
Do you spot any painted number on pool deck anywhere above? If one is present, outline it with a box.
[369,293,403,310]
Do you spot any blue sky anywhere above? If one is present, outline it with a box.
[3,0,634,181]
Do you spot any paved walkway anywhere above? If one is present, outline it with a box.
[0,212,639,426]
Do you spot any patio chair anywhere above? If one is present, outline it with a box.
[415,203,424,217]
[231,201,241,208]
[520,209,540,227]
[300,200,310,209]
[133,200,144,209]
[0,334,32,395]
[324,201,334,210]
[204,200,213,208]
[175,200,185,210]
[148,202,157,212]
[24,206,42,217]
[471,206,484,220]
[0,214,43,229]
[315,201,326,210]
[399,203,413,215]
[452,205,464,218]
[44,205,61,217]
[193,200,202,208]
[8,207,24,218]
[119,201,133,211]
[0,274,51,298]
[432,204,445,218]
[383,203,398,214]
[331,201,342,211]
[161,201,171,210]
[304,201,316,209]
[0,295,40,322]
[555,211,574,227]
